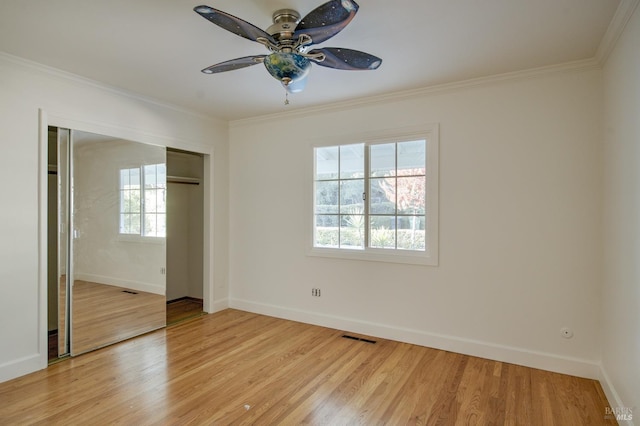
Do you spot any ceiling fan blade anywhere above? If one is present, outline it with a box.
[194,5,275,44]
[293,0,359,45]
[201,56,266,74]
[309,48,382,71]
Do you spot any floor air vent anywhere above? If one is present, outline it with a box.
[342,335,377,344]
[122,290,138,295]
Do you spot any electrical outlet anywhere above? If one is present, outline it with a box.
[312,288,321,297]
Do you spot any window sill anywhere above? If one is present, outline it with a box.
[307,247,437,266]
[116,234,166,245]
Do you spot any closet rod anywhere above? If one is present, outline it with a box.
[167,175,200,185]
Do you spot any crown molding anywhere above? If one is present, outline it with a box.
[595,0,640,65]
[4,0,631,133]
[230,58,601,128]
[0,51,224,126]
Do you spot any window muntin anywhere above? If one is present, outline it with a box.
[119,164,166,237]
[314,138,429,254]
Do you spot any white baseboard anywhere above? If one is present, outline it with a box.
[0,354,45,383]
[598,365,635,426]
[75,273,165,296]
[208,298,229,314]
[229,298,601,380]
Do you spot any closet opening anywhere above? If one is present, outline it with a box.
[46,127,64,363]
[166,148,206,325]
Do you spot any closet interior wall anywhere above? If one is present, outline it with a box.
[166,149,204,302]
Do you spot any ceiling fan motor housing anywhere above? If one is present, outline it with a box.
[267,9,301,40]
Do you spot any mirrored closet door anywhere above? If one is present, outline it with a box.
[50,128,167,358]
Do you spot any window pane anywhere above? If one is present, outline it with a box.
[131,214,141,234]
[340,214,364,249]
[397,176,426,215]
[398,140,427,176]
[145,189,157,213]
[121,213,141,234]
[156,189,166,214]
[119,213,127,234]
[120,191,127,214]
[340,144,364,179]
[315,146,339,180]
[124,189,141,213]
[398,140,426,176]
[145,213,166,237]
[315,181,339,214]
[369,216,396,249]
[144,164,157,188]
[370,143,395,177]
[315,215,339,247]
[156,213,166,237]
[340,179,364,214]
[144,214,157,236]
[397,216,425,251]
[129,168,140,189]
[120,169,130,187]
[156,164,167,189]
[369,177,395,214]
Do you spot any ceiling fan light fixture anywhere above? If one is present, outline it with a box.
[263,52,311,91]
[284,76,308,93]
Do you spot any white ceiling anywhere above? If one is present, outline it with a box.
[0,0,624,121]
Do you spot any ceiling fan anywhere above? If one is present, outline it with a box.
[193,0,382,96]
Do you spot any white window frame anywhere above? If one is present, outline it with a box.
[309,125,439,266]
[118,163,166,239]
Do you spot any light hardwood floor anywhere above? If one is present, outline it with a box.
[167,297,204,325]
[0,309,615,425]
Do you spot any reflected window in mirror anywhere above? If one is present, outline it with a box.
[119,164,166,237]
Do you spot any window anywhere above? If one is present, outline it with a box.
[312,127,438,265]
[119,164,166,237]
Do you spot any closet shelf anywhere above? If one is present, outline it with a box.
[167,175,200,185]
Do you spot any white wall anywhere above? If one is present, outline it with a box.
[0,53,228,382]
[602,3,640,415]
[229,67,604,378]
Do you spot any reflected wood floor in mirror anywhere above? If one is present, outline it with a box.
[0,309,615,425]
[71,280,166,355]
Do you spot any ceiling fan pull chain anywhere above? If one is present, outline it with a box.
[284,90,290,105]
